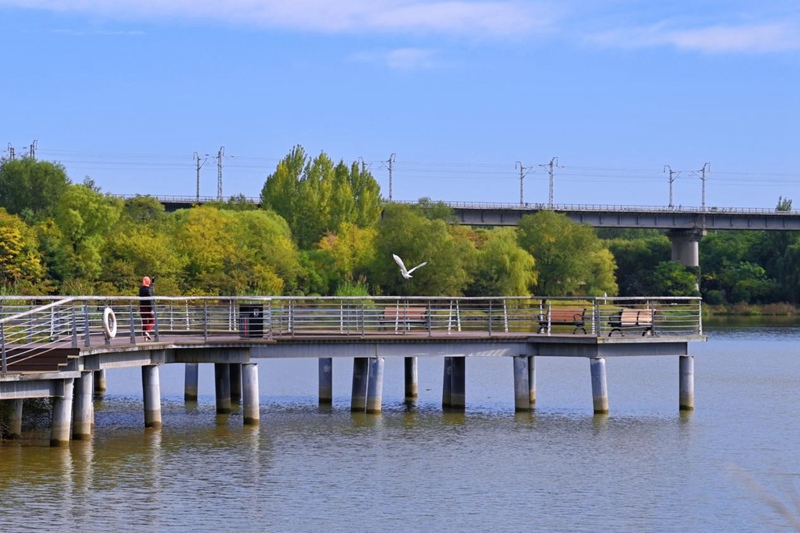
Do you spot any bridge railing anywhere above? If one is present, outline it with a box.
[0,295,703,372]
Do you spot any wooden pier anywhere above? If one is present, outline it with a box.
[0,295,705,445]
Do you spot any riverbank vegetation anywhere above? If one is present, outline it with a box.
[0,147,797,312]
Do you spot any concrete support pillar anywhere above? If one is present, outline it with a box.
[528,356,537,407]
[51,378,74,447]
[142,365,162,429]
[667,229,705,268]
[7,399,23,439]
[214,363,232,415]
[93,369,107,399]
[242,363,260,425]
[366,357,385,414]
[230,363,242,405]
[450,357,466,410]
[319,357,333,405]
[513,356,532,411]
[404,357,418,401]
[184,363,199,402]
[73,371,94,440]
[590,358,609,414]
[442,357,453,408]
[679,355,695,411]
[351,357,369,412]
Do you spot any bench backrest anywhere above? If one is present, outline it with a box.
[618,308,654,326]
[548,308,585,323]
[383,306,427,320]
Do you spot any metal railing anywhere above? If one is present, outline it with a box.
[0,295,703,372]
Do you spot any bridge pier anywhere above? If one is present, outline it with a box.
[184,363,199,402]
[142,365,162,429]
[679,355,695,411]
[73,370,94,440]
[319,357,333,405]
[51,378,74,446]
[7,399,23,439]
[351,357,369,412]
[404,357,418,401]
[214,363,232,414]
[590,358,609,414]
[366,357,385,414]
[242,363,260,425]
[230,363,242,405]
[667,229,705,268]
[442,357,466,410]
[93,369,106,399]
[513,355,536,411]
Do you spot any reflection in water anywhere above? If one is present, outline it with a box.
[2,327,800,531]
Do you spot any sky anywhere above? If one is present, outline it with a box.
[2,1,800,210]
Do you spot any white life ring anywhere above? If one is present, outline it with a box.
[102,307,117,339]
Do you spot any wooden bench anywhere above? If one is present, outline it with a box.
[381,306,428,331]
[608,308,654,336]
[538,308,586,334]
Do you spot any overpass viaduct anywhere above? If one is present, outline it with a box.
[130,195,800,269]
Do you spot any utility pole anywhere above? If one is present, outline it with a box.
[358,156,371,175]
[216,146,225,201]
[664,165,680,208]
[6,144,15,161]
[698,162,710,211]
[28,140,37,160]
[515,161,532,206]
[194,152,209,202]
[385,153,396,202]
[539,157,561,208]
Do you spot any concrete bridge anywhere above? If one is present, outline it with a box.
[127,195,800,269]
[0,295,704,446]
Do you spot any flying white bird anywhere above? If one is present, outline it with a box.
[393,254,427,279]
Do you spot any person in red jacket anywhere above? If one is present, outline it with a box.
[139,276,155,341]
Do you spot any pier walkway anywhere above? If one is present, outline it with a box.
[0,295,705,445]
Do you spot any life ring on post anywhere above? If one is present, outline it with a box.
[102,307,117,339]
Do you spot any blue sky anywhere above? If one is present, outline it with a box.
[1,1,799,209]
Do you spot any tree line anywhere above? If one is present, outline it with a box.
[0,146,796,304]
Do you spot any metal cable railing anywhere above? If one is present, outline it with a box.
[0,295,703,372]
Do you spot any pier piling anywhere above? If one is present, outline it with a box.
[184,363,199,402]
[214,363,232,414]
[351,357,369,412]
[319,357,333,405]
[366,357,385,414]
[590,357,609,414]
[404,357,418,401]
[142,365,162,429]
[679,355,695,411]
[73,370,94,439]
[242,363,260,425]
[51,378,74,446]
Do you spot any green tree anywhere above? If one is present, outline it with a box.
[518,211,617,296]
[652,261,700,297]
[372,203,472,296]
[0,157,71,221]
[466,228,536,296]
[0,209,47,293]
[53,182,123,283]
[607,236,671,296]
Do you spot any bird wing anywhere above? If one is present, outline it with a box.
[407,261,427,274]
[392,254,408,275]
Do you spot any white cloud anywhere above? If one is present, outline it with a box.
[590,21,800,53]
[351,47,442,70]
[0,0,554,38]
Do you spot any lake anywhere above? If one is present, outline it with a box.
[1,323,799,532]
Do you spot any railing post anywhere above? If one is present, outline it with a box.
[203,300,209,341]
[129,302,136,344]
[153,300,160,341]
[488,300,492,336]
[71,307,78,348]
[83,301,91,347]
[427,301,432,336]
[1,323,6,374]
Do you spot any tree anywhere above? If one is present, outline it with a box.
[652,261,699,297]
[53,182,123,282]
[0,157,71,221]
[317,223,377,293]
[607,236,671,296]
[466,228,536,296]
[371,203,473,296]
[517,211,617,296]
[0,209,47,292]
